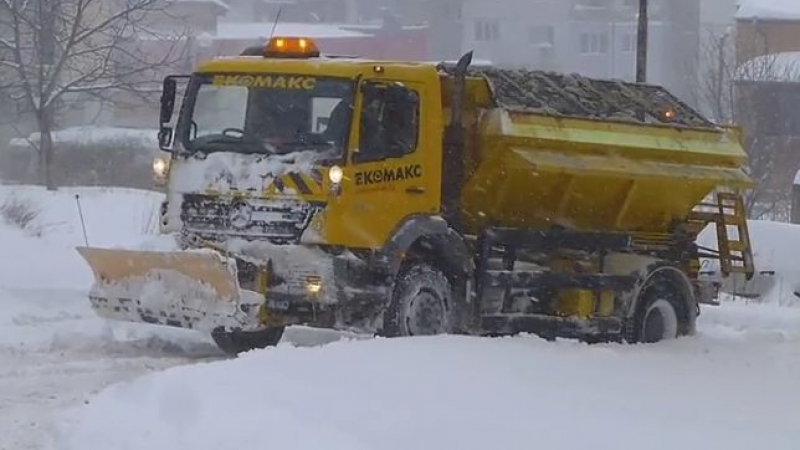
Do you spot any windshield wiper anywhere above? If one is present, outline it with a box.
[190,134,273,155]
[277,140,335,152]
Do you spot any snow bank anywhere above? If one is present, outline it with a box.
[736,0,800,20]
[699,219,800,305]
[56,318,800,450]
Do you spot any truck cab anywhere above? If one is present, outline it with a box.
[156,38,450,250]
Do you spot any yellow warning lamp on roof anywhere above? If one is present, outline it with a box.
[264,37,321,58]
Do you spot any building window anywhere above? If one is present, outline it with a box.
[575,0,610,9]
[621,33,636,53]
[529,25,555,46]
[447,2,462,20]
[475,19,500,41]
[580,32,609,54]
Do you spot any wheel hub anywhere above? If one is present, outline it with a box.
[643,309,665,343]
[642,299,678,343]
[405,289,447,336]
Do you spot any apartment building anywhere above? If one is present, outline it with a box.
[458,0,700,104]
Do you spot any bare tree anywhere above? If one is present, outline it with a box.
[698,29,735,124]
[0,0,188,190]
[697,29,800,220]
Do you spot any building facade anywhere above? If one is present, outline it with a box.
[457,0,701,104]
[733,1,800,213]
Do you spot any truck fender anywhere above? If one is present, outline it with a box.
[604,253,696,331]
[372,215,474,279]
[624,263,698,336]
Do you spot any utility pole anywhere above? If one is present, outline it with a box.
[715,31,729,122]
[636,0,648,83]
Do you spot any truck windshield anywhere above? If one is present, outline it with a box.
[180,73,354,156]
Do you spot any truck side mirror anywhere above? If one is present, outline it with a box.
[159,78,177,150]
[158,74,190,151]
[160,77,177,125]
[158,127,173,149]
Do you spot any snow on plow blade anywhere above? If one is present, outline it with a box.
[76,247,259,332]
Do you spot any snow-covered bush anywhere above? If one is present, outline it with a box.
[0,195,40,235]
[2,127,159,190]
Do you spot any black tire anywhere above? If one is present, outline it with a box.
[381,263,461,337]
[211,326,285,355]
[626,278,683,344]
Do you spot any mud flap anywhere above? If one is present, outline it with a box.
[76,247,259,332]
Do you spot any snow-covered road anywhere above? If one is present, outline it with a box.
[0,293,220,449]
[0,187,226,449]
[2,186,800,450]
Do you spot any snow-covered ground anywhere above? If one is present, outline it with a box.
[0,186,221,449]
[50,303,800,450]
[0,186,351,449]
[2,186,800,449]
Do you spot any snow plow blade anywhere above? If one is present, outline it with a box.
[76,247,260,332]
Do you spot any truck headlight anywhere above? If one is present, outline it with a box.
[306,276,322,294]
[329,165,343,184]
[153,157,170,178]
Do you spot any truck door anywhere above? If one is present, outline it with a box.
[323,80,441,249]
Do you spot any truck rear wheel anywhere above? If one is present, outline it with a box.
[381,263,459,337]
[626,277,683,344]
[211,326,285,355]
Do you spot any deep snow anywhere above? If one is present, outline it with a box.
[56,307,800,450]
[2,186,800,449]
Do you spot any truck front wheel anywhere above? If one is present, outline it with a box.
[381,263,459,337]
[211,326,285,355]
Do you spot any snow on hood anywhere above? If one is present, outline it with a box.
[170,150,331,194]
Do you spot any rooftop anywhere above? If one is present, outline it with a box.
[210,22,370,40]
[735,52,800,82]
[736,0,800,20]
[174,0,230,12]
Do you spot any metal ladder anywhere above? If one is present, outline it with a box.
[689,192,755,279]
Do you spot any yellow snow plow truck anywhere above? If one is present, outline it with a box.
[78,37,754,354]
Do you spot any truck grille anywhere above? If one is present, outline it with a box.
[180,194,318,244]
